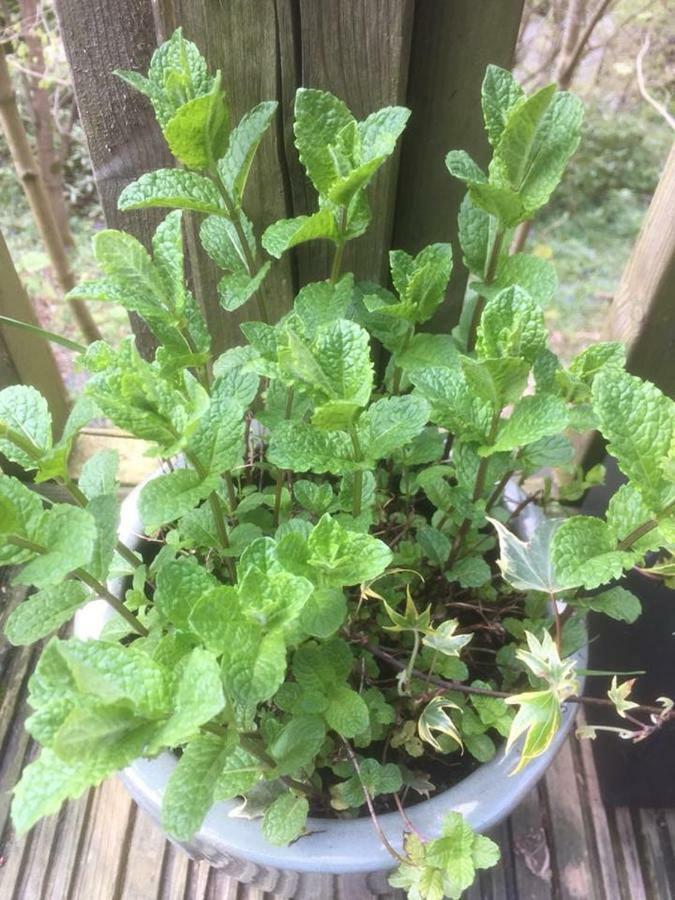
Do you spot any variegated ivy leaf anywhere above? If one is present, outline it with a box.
[383,587,430,633]
[488,516,570,594]
[504,687,562,774]
[515,631,578,695]
[607,676,640,719]
[422,619,473,658]
[418,696,463,752]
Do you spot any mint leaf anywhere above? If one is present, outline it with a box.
[0,385,51,468]
[485,393,568,455]
[218,100,278,204]
[457,194,490,275]
[491,84,556,192]
[307,514,392,585]
[325,686,369,737]
[149,648,225,751]
[79,449,119,500]
[222,625,287,711]
[380,243,453,324]
[445,150,486,183]
[118,169,223,215]
[293,88,354,194]
[188,379,246,475]
[144,28,212,126]
[161,733,228,840]
[359,395,430,460]
[86,494,119,581]
[155,557,218,630]
[332,757,402,809]
[298,587,347,638]
[460,356,529,409]
[476,286,547,363]
[269,714,326,776]
[481,65,525,147]
[218,263,270,311]
[593,369,674,507]
[163,81,228,170]
[606,483,668,554]
[576,586,641,624]
[294,480,334,516]
[15,505,96,589]
[139,469,218,532]
[551,516,635,590]
[480,253,557,307]
[0,475,44,564]
[268,423,356,475]
[12,748,109,836]
[213,743,261,799]
[262,209,337,258]
[5,582,89,646]
[262,791,309,846]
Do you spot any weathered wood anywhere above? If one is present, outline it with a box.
[0,228,69,431]
[392,0,525,332]
[606,143,675,395]
[509,783,553,898]
[54,0,173,357]
[613,806,648,900]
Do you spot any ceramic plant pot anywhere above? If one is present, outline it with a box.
[74,478,584,899]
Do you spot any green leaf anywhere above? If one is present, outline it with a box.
[476,286,547,363]
[592,369,674,507]
[481,65,525,147]
[460,356,530,410]
[152,210,187,314]
[86,494,119,581]
[381,243,453,324]
[293,88,354,194]
[161,733,228,841]
[606,483,668,554]
[15,505,96,589]
[448,555,491,589]
[262,791,309,846]
[480,253,558,307]
[423,619,472,657]
[213,743,261,799]
[457,194,490,275]
[163,83,228,170]
[491,84,557,192]
[118,169,224,215]
[269,714,326,776]
[294,480,334,516]
[5,582,89,646]
[262,209,338,258]
[154,557,218,630]
[91,229,167,313]
[445,150,486,184]
[325,686,369,737]
[145,28,212,127]
[0,385,51,468]
[551,516,636,591]
[199,215,248,273]
[268,423,356,475]
[149,649,224,750]
[358,395,430,460]
[218,263,270,311]
[307,514,392,586]
[504,688,561,773]
[218,100,278,204]
[417,525,450,565]
[331,757,402,809]
[485,393,568,455]
[0,475,44,564]
[575,586,641,624]
[79,449,119,500]
[188,379,246,475]
[298,587,347,638]
[12,748,109,836]
[568,341,625,385]
[222,625,287,711]
[139,469,218,532]
[519,92,584,213]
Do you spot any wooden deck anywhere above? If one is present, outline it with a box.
[1,584,674,899]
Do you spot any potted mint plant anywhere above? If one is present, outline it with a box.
[2,30,674,900]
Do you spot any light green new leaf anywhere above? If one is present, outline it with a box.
[0,385,52,468]
[161,733,229,841]
[0,475,44,564]
[491,84,556,191]
[445,150,487,184]
[457,194,490,275]
[188,380,246,475]
[481,65,525,147]
[118,169,224,215]
[262,209,338,258]
[5,582,90,646]
[460,356,530,410]
[163,82,229,170]
[154,556,218,630]
[476,285,547,363]
[592,369,674,507]
[262,791,309,846]
[86,494,119,581]
[307,514,392,585]
[298,587,347,638]
[568,341,625,385]
[268,422,356,475]
[479,253,558,307]
[606,483,670,554]
[551,516,636,591]
[213,743,261,800]
[218,263,271,311]
[222,625,287,711]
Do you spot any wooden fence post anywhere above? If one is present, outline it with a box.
[605,143,675,396]
[0,228,70,432]
[56,1,525,350]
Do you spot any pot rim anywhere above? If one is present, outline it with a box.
[74,475,585,876]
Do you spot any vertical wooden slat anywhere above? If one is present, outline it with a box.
[54,0,172,357]
[288,0,415,286]
[613,807,648,900]
[40,794,94,900]
[393,0,525,332]
[605,143,675,395]
[118,807,169,900]
[508,784,553,899]
[0,230,69,431]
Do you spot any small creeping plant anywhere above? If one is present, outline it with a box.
[2,30,674,899]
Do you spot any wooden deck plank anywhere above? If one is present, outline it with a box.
[541,738,597,900]
[613,806,648,900]
[636,807,674,900]
[157,842,191,900]
[508,783,553,899]
[118,806,170,900]
[40,794,94,900]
